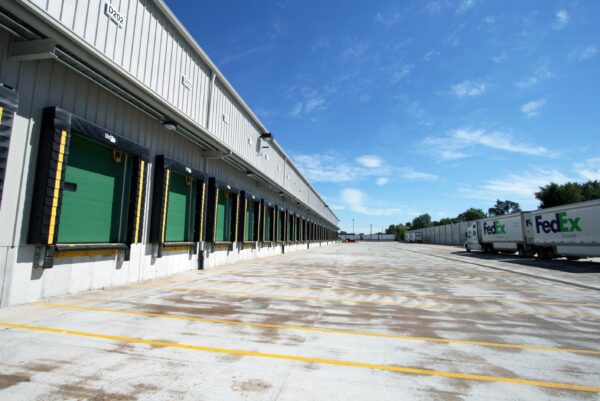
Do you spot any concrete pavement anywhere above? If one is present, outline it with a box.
[1,242,599,400]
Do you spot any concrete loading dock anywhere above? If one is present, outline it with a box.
[1,242,599,400]
[0,0,338,307]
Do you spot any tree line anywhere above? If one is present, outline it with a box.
[384,180,600,239]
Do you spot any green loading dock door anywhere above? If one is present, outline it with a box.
[165,172,196,242]
[58,134,131,243]
[215,190,232,242]
[264,208,272,241]
[245,200,256,241]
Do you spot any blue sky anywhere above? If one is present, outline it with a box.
[166,0,600,234]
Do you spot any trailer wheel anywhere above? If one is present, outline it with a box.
[517,246,526,258]
[465,244,471,253]
[566,256,580,261]
[539,248,555,260]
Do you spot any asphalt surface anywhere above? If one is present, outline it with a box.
[1,242,599,400]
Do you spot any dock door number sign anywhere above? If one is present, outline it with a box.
[104,1,125,28]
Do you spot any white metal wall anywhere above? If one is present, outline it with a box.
[408,222,471,246]
[18,0,337,227]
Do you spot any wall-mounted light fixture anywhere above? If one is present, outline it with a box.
[246,170,254,177]
[260,132,273,142]
[162,120,177,131]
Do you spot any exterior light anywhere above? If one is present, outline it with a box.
[162,120,177,131]
[246,170,254,177]
[260,133,273,141]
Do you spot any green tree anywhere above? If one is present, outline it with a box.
[456,208,486,222]
[535,181,600,208]
[385,223,407,240]
[411,213,432,229]
[488,199,521,216]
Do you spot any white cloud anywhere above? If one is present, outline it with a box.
[340,188,408,216]
[287,85,331,117]
[423,50,439,62]
[375,177,389,186]
[569,45,599,62]
[451,79,487,98]
[342,40,370,58]
[554,9,570,30]
[521,98,547,118]
[458,168,571,208]
[388,63,414,84]
[423,128,552,161]
[356,155,383,168]
[456,0,476,14]
[374,6,402,28]
[492,51,507,63]
[574,158,600,181]
[515,61,553,89]
[399,167,438,181]
[220,44,275,66]
[312,37,329,52]
[293,153,388,183]
[445,24,465,47]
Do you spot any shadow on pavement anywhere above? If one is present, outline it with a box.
[451,251,600,274]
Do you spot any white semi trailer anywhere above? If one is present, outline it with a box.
[464,213,532,257]
[465,199,600,260]
[525,199,600,260]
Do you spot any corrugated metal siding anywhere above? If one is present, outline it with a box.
[17,0,336,227]
[27,0,213,131]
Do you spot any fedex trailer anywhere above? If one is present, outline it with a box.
[464,213,532,257]
[526,199,600,260]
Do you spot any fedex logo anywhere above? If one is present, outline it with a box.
[535,212,582,234]
[483,221,505,235]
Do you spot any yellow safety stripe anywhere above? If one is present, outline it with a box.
[199,181,205,242]
[34,302,600,356]
[161,170,170,243]
[213,188,219,242]
[0,106,3,124]
[1,322,598,393]
[47,130,68,245]
[134,160,145,243]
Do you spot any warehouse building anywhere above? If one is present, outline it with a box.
[0,0,338,307]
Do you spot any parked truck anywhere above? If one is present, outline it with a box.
[464,212,532,257]
[465,199,600,260]
[406,231,422,243]
[525,199,600,260]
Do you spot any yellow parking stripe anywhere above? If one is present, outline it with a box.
[181,280,600,308]
[1,322,598,393]
[142,285,600,319]
[34,302,600,356]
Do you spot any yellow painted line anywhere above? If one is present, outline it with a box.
[47,130,68,244]
[161,169,170,243]
[185,280,600,308]
[1,322,598,393]
[0,106,3,123]
[134,160,145,243]
[142,285,600,319]
[34,302,600,356]
[213,188,219,242]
